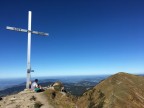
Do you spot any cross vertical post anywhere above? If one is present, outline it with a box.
[26,11,32,89]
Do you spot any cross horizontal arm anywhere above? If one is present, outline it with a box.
[6,26,27,32]
[6,26,49,36]
[31,31,49,36]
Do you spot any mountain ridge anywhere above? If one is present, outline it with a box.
[77,72,144,108]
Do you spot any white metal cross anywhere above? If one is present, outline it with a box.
[6,11,49,89]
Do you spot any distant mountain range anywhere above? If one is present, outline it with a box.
[0,78,101,97]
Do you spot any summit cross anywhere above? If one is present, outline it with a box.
[6,11,49,89]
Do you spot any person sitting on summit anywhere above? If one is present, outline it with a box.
[31,79,44,92]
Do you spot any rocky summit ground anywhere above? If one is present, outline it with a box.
[0,82,76,108]
[0,90,53,108]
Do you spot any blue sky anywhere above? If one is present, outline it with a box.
[0,0,144,78]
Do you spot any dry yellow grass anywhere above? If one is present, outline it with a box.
[44,89,77,108]
[77,72,144,108]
